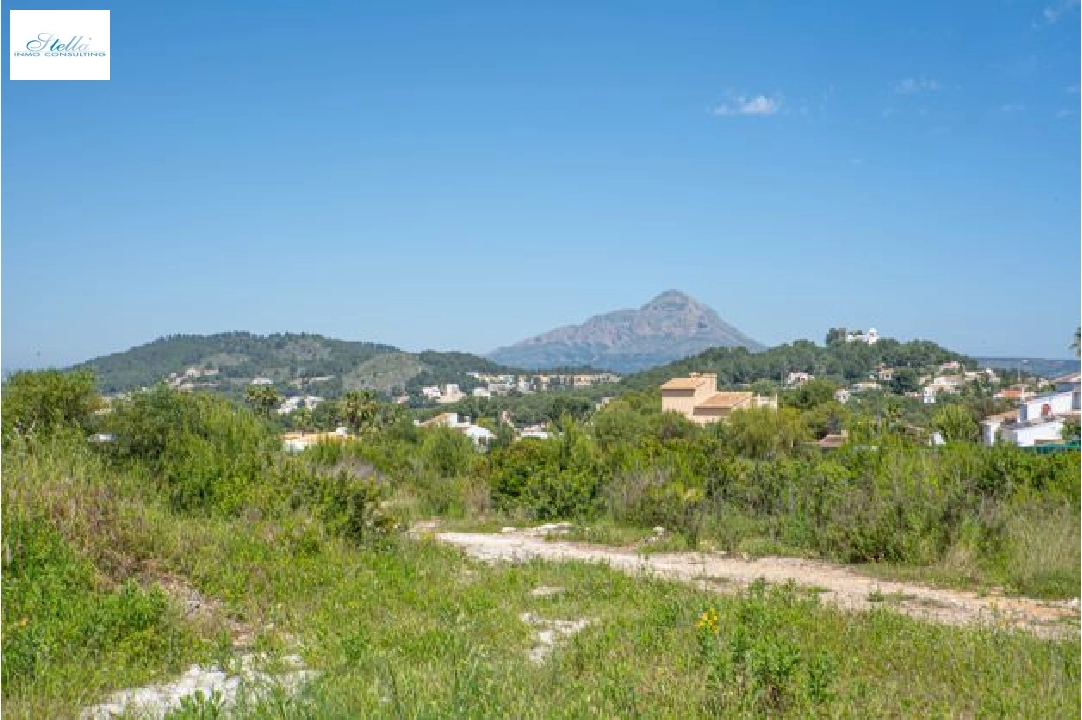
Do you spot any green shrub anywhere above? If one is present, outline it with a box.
[421,428,476,478]
[100,388,280,515]
[697,582,839,715]
[487,420,603,519]
[1,369,100,440]
[291,469,397,546]
[2,514,190,697]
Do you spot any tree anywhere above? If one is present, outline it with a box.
[785,379,838,410]
[825,328,848,346]
[1,369,101,438]
[720,408,809,460]
[932,404,978,443]
[292,407,314,432]
[592,407,650,446]
[804,401,849,439]
[244,385,280,418]
[1062,417,1080,443]
[339,390,379,433]
[1072,327,1080,358]
[889,367,921,395]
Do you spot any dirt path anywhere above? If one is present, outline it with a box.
[427,525,1079,640]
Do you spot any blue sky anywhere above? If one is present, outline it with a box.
[3,0,1079,370]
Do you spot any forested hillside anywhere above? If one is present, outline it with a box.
[73,333,517,397]
[620,338,972,391]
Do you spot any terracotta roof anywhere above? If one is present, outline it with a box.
[419,413,455,428]
[696,392,753,409]
[661,377,708,390]
[817,433,848,449]
[281,431,351,443]
[981,410,1019,424]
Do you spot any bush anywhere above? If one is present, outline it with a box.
[2,369,100,440]
[100,388,280,515]
[421,428,476,478]
[487,420,603,519]
[697,582,838,715]
[718,408,809,460]
[314,471,397,546]
[2,513,189,695]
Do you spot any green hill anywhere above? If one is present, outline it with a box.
[620,337,974,391]
[73,332,517,398]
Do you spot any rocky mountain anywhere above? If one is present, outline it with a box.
[487,291,764,372]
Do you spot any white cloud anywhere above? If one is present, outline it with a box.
[893,77,940,94]
[1037,0,1079,25]
[713,93,782,117]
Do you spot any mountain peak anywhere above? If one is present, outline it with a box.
[641,290,698,311]
[488,292,763,372]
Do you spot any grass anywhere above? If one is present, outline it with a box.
[866,587,916,605]
[857,504,1081,601]
[147,529,1081,718]
[199,541,1081,717]
[438,504,1080,600]
[4,438,1080,719]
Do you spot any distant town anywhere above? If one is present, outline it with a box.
[113,325,1079,455]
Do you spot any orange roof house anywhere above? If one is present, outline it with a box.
[661,372,776,425]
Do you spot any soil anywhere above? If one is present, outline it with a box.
[429,525,1080,640]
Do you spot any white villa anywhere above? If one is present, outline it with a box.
[845,328,879,345]
[981,372,1081,447]
[416,412,495,447]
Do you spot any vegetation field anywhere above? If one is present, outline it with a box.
[2,369,1079,717]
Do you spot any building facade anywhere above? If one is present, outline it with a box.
[661,372,777,425]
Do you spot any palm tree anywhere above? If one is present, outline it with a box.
[1072,327,1080,358]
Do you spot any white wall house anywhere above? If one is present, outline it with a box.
[435,384,466,405]
[981,387,1078,447]
[416,412,494,448]
[999,420,1065,448]
[1018,391,1077,422]
[845,328,879,345]
[786,371,813,387]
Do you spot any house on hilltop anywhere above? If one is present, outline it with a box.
[661,372,777,425]
[785,371,813,387]
[845,328,879,345]
[416,412,495,448]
